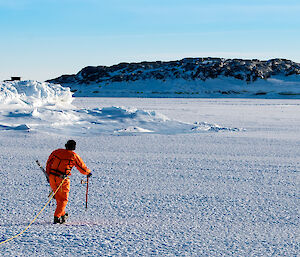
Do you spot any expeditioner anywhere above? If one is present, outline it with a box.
[46,140,92,224]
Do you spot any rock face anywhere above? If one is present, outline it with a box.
[48,57,300,85]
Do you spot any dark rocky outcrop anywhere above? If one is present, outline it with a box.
[47,57,300,85]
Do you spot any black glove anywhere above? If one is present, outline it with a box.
[87,173,92,178]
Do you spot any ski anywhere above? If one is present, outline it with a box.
[36,160,54,198]
[36,160,49,183]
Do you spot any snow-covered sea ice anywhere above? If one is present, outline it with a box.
[0,81,299,256]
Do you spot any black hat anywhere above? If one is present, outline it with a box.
[65,140,76,150]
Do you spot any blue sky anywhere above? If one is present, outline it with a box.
[0,0,299,81]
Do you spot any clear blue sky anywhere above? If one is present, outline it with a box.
[0,0,299,81]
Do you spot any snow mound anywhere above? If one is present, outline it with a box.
[0,81,242,135]
[77,106,241,135]
[191,122,242,132]
[0,80,73,107]
[115,126,154,133]
[0,103,242,135]
[0,80,74,132]
[0,124,30,131]
[84,106,169,122]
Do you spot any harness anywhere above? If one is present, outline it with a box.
[49,154,73,178]
[49,170,70,179]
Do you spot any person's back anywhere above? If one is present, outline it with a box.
[46,148,90,177]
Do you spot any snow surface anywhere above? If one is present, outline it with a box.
[66,75,300,98]
[0,81,240,135]
[0,81,299,256]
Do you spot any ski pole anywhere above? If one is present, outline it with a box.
[86,176,89,209]
[81,176,89,209]
[36,160,54,199]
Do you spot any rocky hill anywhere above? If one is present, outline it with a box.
[47,58,300,98]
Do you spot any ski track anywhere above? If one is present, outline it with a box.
[0,97,299,256]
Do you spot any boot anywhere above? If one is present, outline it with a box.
[61,213,69,224]
[53,216,61,224]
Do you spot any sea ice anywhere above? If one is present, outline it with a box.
[0,96,299,256]
[0,81,241,135]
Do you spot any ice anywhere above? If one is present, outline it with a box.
[0,80,73,107]
[0,81,241,135]
[0,83,299,256]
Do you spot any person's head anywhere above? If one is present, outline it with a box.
[65,140,76,150]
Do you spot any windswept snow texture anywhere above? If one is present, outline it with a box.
[0,83,299,256]
[0,81,241,134]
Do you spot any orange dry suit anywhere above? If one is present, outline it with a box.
[46,148,91,218]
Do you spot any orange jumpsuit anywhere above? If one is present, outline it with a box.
[46,149,91,218]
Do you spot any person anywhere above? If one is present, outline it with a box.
[46,140,92,224]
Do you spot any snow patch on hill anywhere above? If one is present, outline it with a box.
[66,75,300,98]
[0,81,242,134]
